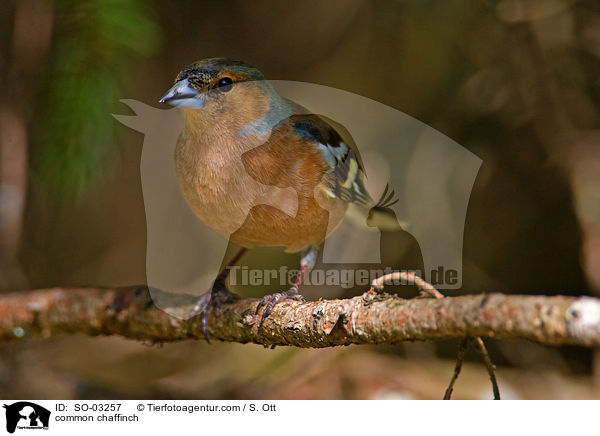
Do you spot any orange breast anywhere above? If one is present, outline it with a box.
[230,124,347,252]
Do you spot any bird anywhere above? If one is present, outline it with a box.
[159,58,388,340]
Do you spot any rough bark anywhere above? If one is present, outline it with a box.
[0,286,599,348]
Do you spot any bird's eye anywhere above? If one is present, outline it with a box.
[215,77,233,92]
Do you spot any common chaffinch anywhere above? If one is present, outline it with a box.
[160,58,387,338]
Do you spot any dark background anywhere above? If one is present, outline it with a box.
[0,0,599,399]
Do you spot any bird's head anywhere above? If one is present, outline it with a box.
[160,58,274,133]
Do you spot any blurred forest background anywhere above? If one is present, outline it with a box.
[1,0,599,399]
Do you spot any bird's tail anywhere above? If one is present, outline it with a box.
[344,183,407,231]
[366,184,405,231]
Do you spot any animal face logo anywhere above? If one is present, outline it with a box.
[114,80,481,318]
[3,402,50,433]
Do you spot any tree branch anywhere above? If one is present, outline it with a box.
[0,286,599,347]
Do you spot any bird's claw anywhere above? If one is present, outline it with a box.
[255,289,305,325]
[188,283,239,343]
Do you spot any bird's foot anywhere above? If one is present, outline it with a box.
[188,279,239,343]
[255,288,305,325]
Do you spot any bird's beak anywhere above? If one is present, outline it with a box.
[159,79,205,108]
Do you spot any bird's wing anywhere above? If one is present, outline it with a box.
[286,113,373,206]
